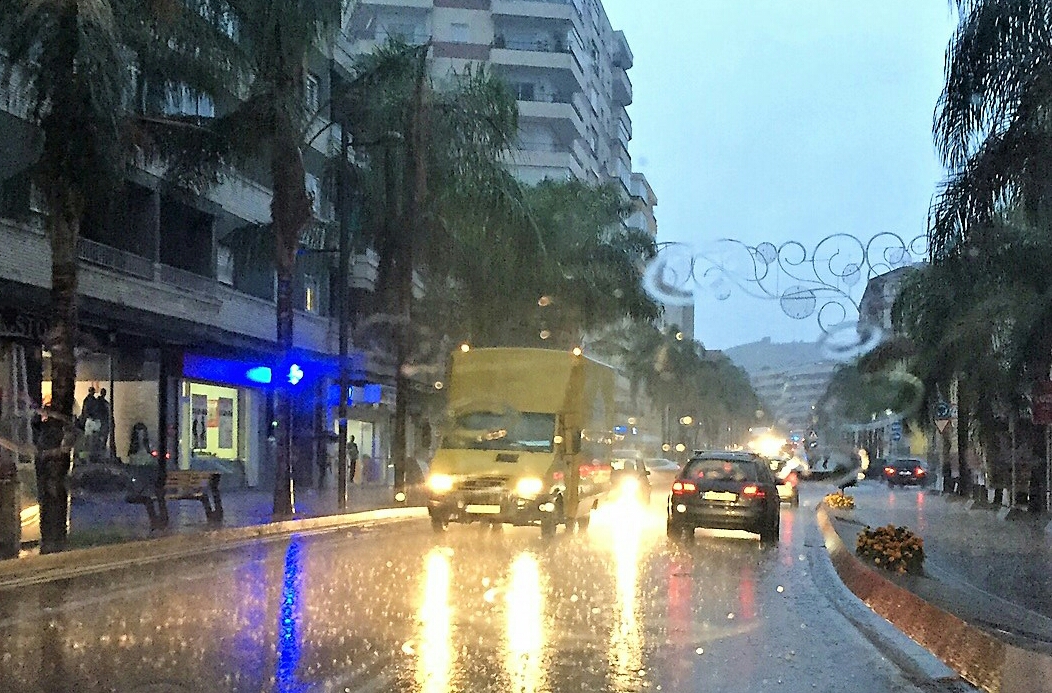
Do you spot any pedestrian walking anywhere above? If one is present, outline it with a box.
[347,435,359,485]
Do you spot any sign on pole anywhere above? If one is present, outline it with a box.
[935,419,950,433]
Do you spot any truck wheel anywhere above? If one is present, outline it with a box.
[541,498,563,538]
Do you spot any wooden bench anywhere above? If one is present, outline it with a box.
[127,469,223,529]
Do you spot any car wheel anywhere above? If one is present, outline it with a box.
[759,520,779,544]
[430,515,448,533]
[666,519,687,540]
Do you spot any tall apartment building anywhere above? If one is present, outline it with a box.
[341,0,656,236]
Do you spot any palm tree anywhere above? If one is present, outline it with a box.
[165,0,343,517]
[931,0,1052,256]
[0,1,236,551]
[343,42,524,496]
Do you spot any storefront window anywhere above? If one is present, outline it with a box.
[185,382,239,460]
[41,349,160,466]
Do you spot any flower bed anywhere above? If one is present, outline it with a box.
[856,524,924,574]
[823,493,855,510]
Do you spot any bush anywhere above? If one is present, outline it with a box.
[824,492,855,509]
[856,524,924,574]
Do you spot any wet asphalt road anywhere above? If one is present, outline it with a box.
[0,487,949,693]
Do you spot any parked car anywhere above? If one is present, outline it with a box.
[883,458,929,487]
[667,451,780,543]
[610,449,651,505]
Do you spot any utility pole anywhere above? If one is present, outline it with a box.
[336,119,350,510]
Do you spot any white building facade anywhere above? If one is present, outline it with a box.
[341,0,655,234]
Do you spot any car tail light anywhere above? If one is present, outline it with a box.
[884,466,895,475]
[672,481,696,494]
[786,471,798,487]
[742,485,765,498]
[914,467,925,476]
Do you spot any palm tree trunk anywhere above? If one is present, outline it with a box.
[37,201,81,553]
[271,129,311,520]
[392,53,428,502]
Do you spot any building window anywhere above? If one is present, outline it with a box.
[450,22,469,43]
[217,246,234,286]
[512,82,536,101]
[305,73,319,113]
[162,83,215,118]
[304,275,320,313]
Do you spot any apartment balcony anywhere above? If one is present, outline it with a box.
[517,96,585,142]
[358,0,432,7]
[613,67,632,106]
[491,45,585,93]
[508,145,585,181]
[0,220,342,354]
[492,0,576,21]
[613,30,634,70]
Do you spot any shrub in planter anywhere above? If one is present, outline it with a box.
[824,492,855,510]
[856,524,924,574]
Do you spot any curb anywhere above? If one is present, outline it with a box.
[0,506,427,590]
[816,503,1052,693]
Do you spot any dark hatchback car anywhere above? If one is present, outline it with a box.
[883,458,929,487]
[667,451,780,543]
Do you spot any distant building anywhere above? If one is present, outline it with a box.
[859,266,916,332]
[725,338,837,431]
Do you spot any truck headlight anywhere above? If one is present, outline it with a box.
[515,477,544,498]
[619,476,639,493]
[428,474,455,494]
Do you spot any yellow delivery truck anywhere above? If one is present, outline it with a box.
[427,347,615,536]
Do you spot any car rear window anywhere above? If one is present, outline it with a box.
[683,458,760,482]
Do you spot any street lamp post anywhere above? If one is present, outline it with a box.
[335,121,351,510]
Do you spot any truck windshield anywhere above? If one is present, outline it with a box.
[443,411,556,452]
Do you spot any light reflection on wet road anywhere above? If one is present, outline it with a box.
[0,488,939,692]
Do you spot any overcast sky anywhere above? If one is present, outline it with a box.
[600,1,960,350]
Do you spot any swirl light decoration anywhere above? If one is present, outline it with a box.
[644,233,928,335]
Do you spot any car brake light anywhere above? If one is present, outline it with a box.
[672,481,696,494]
[914,467,925,476]
[884,466,895,475]
[742,485,765,498]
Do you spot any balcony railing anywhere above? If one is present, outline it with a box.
[77,238,154,280]
[158,263,217,297]
[495,36,570,53]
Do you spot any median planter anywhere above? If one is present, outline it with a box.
[855,524,924,575]
[823,492,855,510]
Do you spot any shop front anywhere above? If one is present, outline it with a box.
[180,353,271,488]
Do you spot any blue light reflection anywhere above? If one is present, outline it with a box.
[275,538,305,693]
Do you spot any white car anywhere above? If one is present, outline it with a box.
[643,460,685,494]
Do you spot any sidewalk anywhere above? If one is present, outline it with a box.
[826,480,1052,653]
[55,482,417,551]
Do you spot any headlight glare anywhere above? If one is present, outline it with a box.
[515,477,544,498]
[428,474,455,494]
